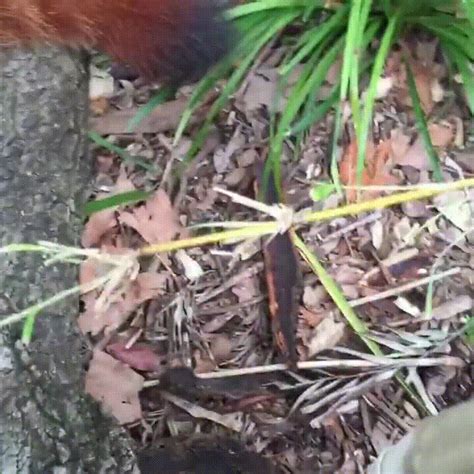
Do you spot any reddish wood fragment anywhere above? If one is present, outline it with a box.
[255,161,301,368]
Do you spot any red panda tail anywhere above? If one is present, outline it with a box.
[0,0,234,83]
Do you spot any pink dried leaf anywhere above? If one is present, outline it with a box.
[85,349,143,424]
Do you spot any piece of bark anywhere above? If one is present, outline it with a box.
[0,47,136,473]
[255,162,302,367]
[90,97,207,135]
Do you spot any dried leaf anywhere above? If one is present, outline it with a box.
[299,306,325,328]
[82,209,116,248]
[85,349,143,424]
[375,76,394,99]
[236,66,302,114]
[303,285,329,310]
[411,62,434,114]
[237,68,279,113]
[340,140,399,201]
[162,392,244,432]
[89,66,114,100]
[209,334,233,363]
[213,127,245,173]
[389,128,411,164]
[370,220,385,251]
[231,272,260,302]
[81,167,136,247]
[393,136,430,170]
[428,122,454,147]
[119,189,182,244]
[78,272,167,335]
[79,258,100,286]
[430,295,473,320]
[107,342,166,372]
[306,315,346,357]
[176,250,204,280]
[434,191,473,231]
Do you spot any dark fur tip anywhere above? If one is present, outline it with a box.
[161,1,236,85]
[102,0,237,85]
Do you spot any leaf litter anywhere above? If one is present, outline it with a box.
[79,33,474,472]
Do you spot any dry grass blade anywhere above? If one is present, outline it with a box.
[161,391,245,432]
[195,355,463,379]
[305,371,398,428]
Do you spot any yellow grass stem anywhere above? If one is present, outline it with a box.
[140,178,474,255]
[139,222,277,255]
[303,178,474,223]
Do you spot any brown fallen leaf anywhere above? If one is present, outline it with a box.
[90,97,204,135]
[393,136,430,170]
[430,295,473,320]
[85,349,143,424]
[388,44,445,115]
[428,122,454,147]
[305,314,346,357]
[340,140,399,202]
[213,126,246,174]
[90,96,110,116]
[236,68,280,114]
[299,306,325,328]
[209,334,234,364]
[107,342,166,372]
[119,189,183,244]
[302,285,329,310]
[390,121,453,171]
[389,128,411,164]
[79,271,168,335]
[79,257,100,286]
[411,61,434,114]
[235,66,303,115]
[82,167,136,247]
[82,209,117,248]
[231,271,260,302]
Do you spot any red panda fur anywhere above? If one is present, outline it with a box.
[0,0,233,83]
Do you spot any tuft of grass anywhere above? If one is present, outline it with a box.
[103,2,472,192]
[171,0,473,179]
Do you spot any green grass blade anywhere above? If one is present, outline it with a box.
[184,10,302,160]
[289,87,339,135]
[462,0,474,26]
[442,42,474,114]
[356,12,400,185]
[127,86,176,132]
[294,234,382,355]
[349,0,374,132]
[294,233,429,414]
[227,0,321,18]
[330,18,382,191]
[83,190,152,217]
[270,36,345,178]
[21,308,40,344]
[405,60,443,182]
[88,132,155,171]
[420,23,474,60]
[280,5,349,75]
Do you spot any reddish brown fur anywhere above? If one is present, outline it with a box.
[0,0,232,82]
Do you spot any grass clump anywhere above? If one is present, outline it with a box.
[173,0,473,181]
